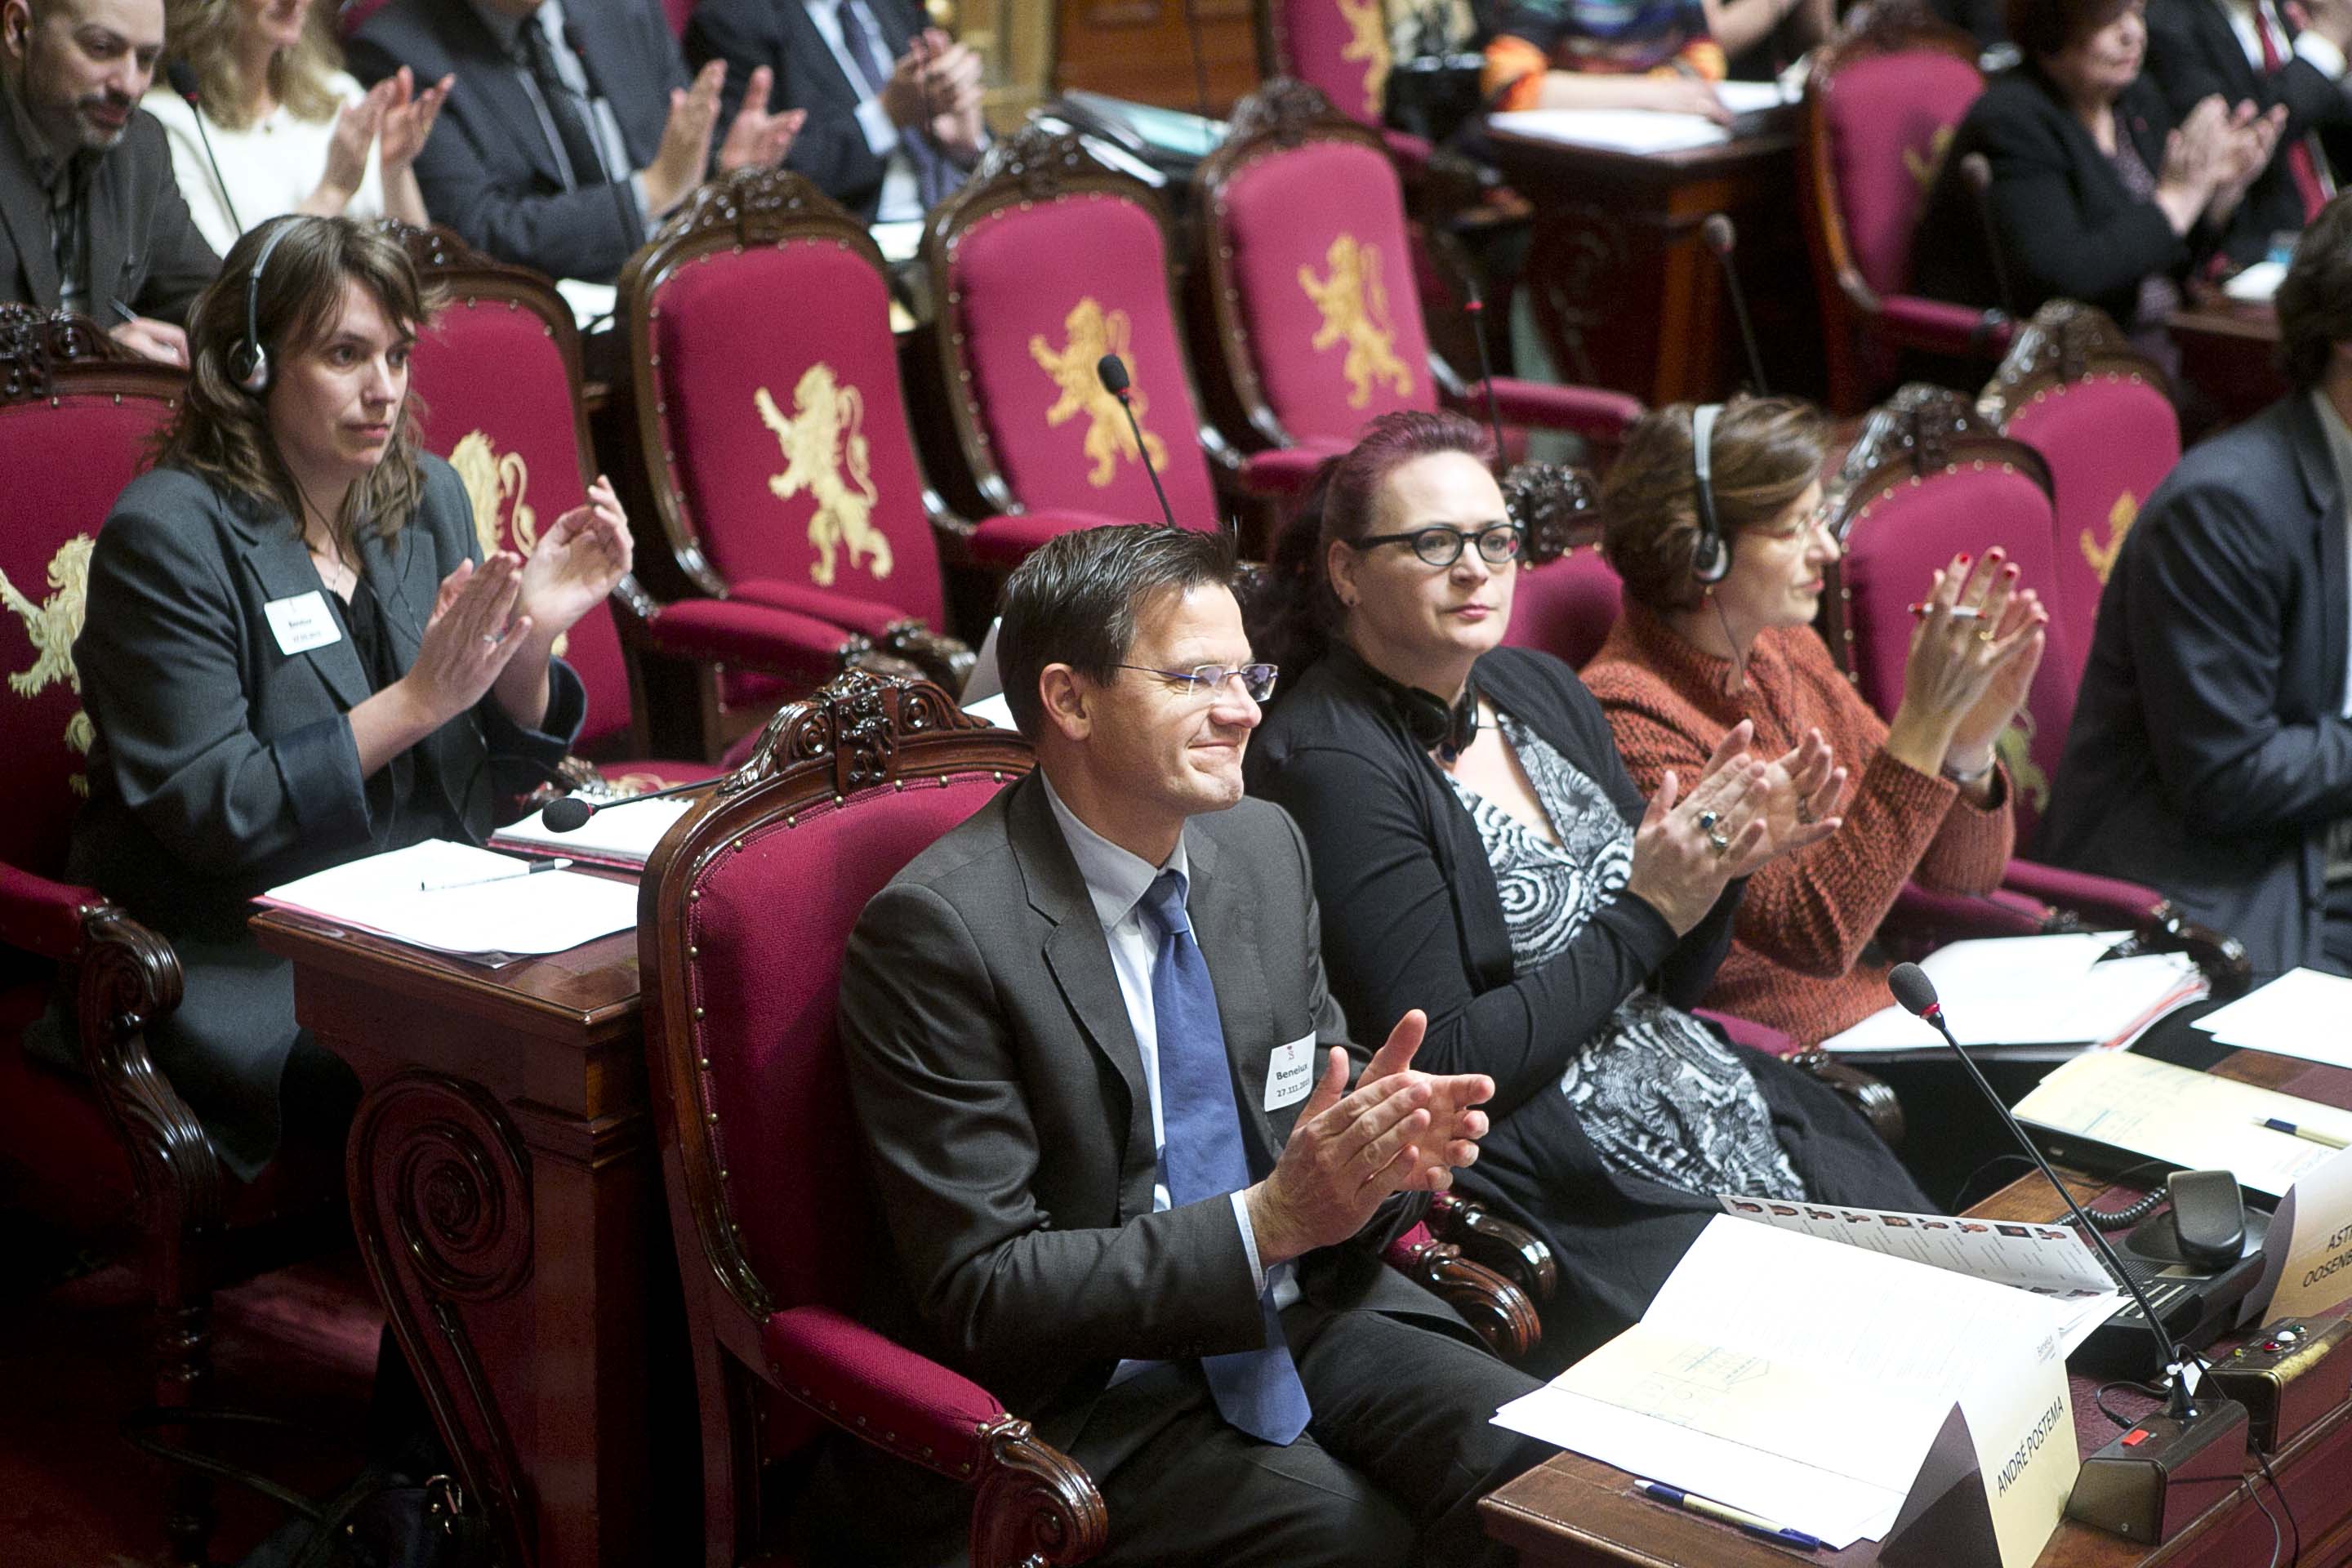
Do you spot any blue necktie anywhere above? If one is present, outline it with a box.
[1136,868,1312,1446]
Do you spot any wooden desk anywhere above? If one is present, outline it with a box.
[250,907,682,1568]
[1484,122,1823,406]
[1482,1049,2352,1568]
[2168,297,2285,432]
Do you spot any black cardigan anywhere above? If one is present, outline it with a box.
[1912,67,2217,327]
[1245,644,1740,1123]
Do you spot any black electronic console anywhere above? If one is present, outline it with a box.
[2071,1174,2270,1379]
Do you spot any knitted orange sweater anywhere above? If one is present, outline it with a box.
[1581,603,2014,1046]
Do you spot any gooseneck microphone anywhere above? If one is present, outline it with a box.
[1958,153,2019,321]
[1096,354,1179,529]
[1459,278,1510,474]
[541,773,713,833]
[1886,963,2202,1415]
[166,60,246,237]
[560,24,650,253]
[1699,213,1769,399]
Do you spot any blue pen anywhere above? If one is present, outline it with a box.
[2260,1116,2350,1150]
[1633,1480,1824,1550]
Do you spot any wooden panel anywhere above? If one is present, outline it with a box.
[956,0,1058,131]
[1054,0,1260,115]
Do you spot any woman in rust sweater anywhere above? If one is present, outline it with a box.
[1582,398,2046,1046]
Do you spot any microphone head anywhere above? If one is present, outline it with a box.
[1096,354,1130,396]
[167,59,201,104]
[541,795,596,833]
[1887,961,1940,1018]
[1959,152,1994,194]
[1700,212,1737,260]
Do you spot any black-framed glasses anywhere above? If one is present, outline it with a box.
[1114,662,1280,703]
[1356,522,1524,568]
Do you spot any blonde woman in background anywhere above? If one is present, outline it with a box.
[146,0,449,254]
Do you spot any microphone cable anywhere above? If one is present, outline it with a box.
[166,60,246,236]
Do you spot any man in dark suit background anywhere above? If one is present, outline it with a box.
[832,524,1544,1566]
[2146,0,2352,265]
[2042,191,2352,977]
[0,0,217,362]
[347,0,803,283]
[688,0,982,224]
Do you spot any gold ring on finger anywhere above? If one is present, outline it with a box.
[1707,829,1731,856]
[1977,626,1997,644]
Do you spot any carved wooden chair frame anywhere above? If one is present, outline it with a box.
[0,305,288,1565]
[916,122,1248,528]
[1975,299,2173,428]
[611,172,971,689]
[1799,1,1993,412]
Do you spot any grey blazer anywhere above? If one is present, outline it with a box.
[839,775,1461,1433]
[2041,394,2352,976]
[0,91,219,321]
[347,0,686,283]
[56,455,583,1175]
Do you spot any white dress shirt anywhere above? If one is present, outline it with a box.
[801,0,924,222]
[1038,773,1298,1388]
[2215,0,2347,83]
[143,73,390,256]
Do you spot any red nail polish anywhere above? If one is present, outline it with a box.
[2004,564,2020,577]
[1956,554,1971,565]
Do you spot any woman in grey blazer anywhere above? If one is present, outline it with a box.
[56,215,634,1178]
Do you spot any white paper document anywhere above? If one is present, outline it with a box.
[259,840,638,960]
[2012,1049,2352,1199]
[1821,932,2202,1058]
[1490,107,1731,154]
[491,795,696,869]
[1718,1196,2121,1298]
[1493,1217,2078,1554]
[2192,968,2352,1067]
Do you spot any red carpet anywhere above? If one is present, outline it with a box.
[0,1229,383,1567]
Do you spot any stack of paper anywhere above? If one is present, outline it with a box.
[1493,1217,2079,1552]
[1489,82,1793,155]
[2191,968,2352,1068]
[2012,1049,2352,1199]
[1822,932,2203,1059]
[259,840,638,962]
[491,795,696,870]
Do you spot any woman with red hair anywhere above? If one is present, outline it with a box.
[1245,410,1927,1356]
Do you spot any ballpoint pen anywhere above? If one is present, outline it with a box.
[419,858,572,893]
[1633,1480,1824,1551]
[2259,1116,2350,1150]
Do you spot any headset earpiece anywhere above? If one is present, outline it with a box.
[1689,402,1730,586]
[231,216,298,395]
[1380,670,1481,763]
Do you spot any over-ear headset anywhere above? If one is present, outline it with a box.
[1689,402,1730,586]
[228,216,300,394]
[1369,663,1481,763]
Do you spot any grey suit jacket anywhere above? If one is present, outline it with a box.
[839,773,1459,1435]
[53,455,583,1175]
[348,0,686,283]
[2041,394,2352,976]
[0,90,218,320]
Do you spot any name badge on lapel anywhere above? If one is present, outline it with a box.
[1264,1034,1316,1111]
[264,590,343,656]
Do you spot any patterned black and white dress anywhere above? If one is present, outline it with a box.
[1445,710,1806,1201]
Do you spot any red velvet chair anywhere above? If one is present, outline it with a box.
[1801,6,2013,416]
[919,125,1241,570]
[1254,0,1434,178]
[639,673,1546,1566]
[394,225,717,789]
[0,310,336,1566]
[1824,384,2207,933]
[1976,301,2179,695]
[615,171,973,757]
[1192,82,1642,501]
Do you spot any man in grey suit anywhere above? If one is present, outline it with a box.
[2042,192,2352,977]
[348,0,802,284]
[0,0,219,362]
[835,525,1545,1567]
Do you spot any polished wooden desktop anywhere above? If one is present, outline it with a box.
[1481,1048,2352,1568]
[2168,294,2287,430]
[250,904,670,1568]
[1483,118,1824,407]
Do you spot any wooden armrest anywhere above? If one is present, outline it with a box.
[1788,1049,1905,1149]
[1426,1190,1558,1305]
[880,622,977,696]
[1383,1223,1541,1361]
[65,902,217,1234]
[2115,903,2254,1000]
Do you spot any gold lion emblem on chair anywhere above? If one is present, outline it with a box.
[1995,707,2051,815]
[1338,0,1392,118]
[452,431,568,656]
[1,534,97,795]
[2080,491,2137,586]
[1300,234,1414,410]
[1904,126,1956,191]
[757,363,892,586]
[1031,297,1170,489]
